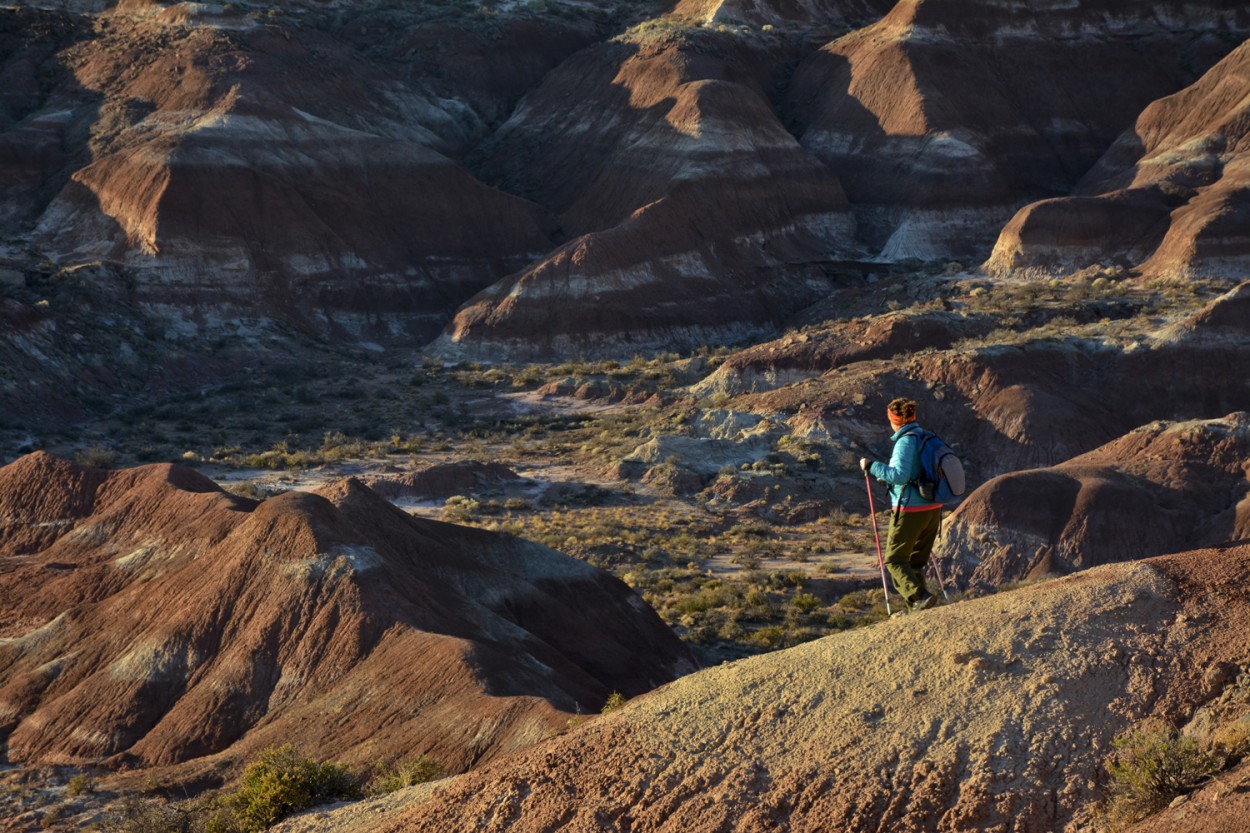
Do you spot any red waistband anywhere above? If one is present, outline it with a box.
[893,503,943,513]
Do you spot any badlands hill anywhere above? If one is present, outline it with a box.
[0,452,694,780]
[784,0,1250,262]
[988,36,1250,278]
[282,543,1250,833]
[1,0,1249,358]
[432,30,857,360]
[27,6,554,342]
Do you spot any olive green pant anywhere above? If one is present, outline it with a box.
[884,508,942,606]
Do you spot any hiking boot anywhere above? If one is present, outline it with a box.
[913,592,937,611]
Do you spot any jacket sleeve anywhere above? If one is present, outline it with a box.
[870,433,918,486]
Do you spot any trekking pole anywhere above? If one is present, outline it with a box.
[929,554,951,602]
[864,471,892,615]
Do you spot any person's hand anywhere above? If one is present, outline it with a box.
[859,457,870,473]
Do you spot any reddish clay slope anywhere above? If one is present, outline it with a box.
[318,544,1250,833]
[0,453,694,778]
[29,11,552,341]
[433,30,858,360]
[787,0,1250,261]
[938,413,1250,590]
[988,37,1250,278]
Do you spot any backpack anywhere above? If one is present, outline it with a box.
[911,430,966,503]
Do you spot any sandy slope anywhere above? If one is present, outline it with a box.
[291,544,1250,833]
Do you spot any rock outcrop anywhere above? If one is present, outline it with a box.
[690,309,987,397]
[286,544,1250,833]
[359,461,522,502]
[987,37,1250,278]
[431,28,859,360]
[939,413,1250,589]
[786,0,1250,261]
[0,453,694,780]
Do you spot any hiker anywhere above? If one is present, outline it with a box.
[860,398,940,612]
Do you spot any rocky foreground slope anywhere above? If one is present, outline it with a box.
[0,452,694,780]
[284,543,1250,833]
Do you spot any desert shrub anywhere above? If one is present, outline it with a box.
[222,481,272,501]
[99,797,197,833]
[791,592,822,613]
[75,444,119,468]
[717,616,745,641]
[1102,720,1220,829]
[1209,718,1250,763]
[365,756,445,796]
[733,521,772,538]
[672,585,734,615]
[441,495,481,523]
[40,804,65,829]
[741,585,773,616]
[747,625,786,650]
[837,589,878,610]
[213,745,361,833]
[319,431,369,460]
[826,612,854,630]
[65,773,93,797]
[732,552,763,570]
[601,692,627,713]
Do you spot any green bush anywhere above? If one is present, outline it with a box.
[75,444,119,468]
[65,773,93,797]
[747,625,786,650]
[791,592,822,613]
[1103,720,1221,829]
[213,745,361,833]
[442,495,481,523]
[601,692,627,713]
[365,756,445,796]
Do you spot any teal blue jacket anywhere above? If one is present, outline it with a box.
[868,423,940,510]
